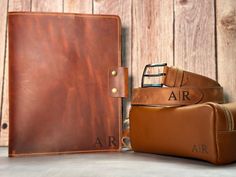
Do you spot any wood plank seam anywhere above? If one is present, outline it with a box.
[0,0,9,132]
[30,0,32,12]
[130,0,133,92]
[214,0,218,82]
[62,0,64,12]
[0,0,9,146]
[173,0,175,66]
[92,0,94,14]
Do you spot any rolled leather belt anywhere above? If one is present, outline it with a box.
[132,64,224,106]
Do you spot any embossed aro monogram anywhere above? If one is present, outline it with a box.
[95,136,117,148]
[192,144,208,154]
[168,91,191,101]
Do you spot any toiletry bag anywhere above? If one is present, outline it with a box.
[130,102,236,164]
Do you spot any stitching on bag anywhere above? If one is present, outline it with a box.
[218,130,236,133]
[207,102,220,163]
[221,106,233,131]
[214,105,220,163]
[229,110,234,130]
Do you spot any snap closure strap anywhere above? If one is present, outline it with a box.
[108,67,128,98]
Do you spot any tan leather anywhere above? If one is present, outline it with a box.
[163,66,220,87]
[132,66,224,106]
[108,67,128,98]
[8,12,128,157]
[130,102,236,165]
[132,87,223,106]
[130,66,236,164]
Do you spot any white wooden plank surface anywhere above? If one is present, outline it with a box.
[31,0,63,12]
[174,0,216,79]
[8,0,31,11]
[216,0,236,102]
[64,0,92,13]
[132,0,174,88]
[0,0,9,146]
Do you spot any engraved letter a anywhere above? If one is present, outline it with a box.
[95,137,103,147]
[168,91,177,100]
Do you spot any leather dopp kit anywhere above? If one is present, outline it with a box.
[130,64,236,165]
[8,12,128,156]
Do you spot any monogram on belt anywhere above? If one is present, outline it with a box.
[131,63,224,106]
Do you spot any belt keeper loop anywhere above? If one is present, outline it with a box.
[175,69,184,87]
[162,66,168,85]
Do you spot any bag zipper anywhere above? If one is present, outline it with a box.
[220,105,234,131]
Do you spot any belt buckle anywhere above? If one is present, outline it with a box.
[141,63,167,88]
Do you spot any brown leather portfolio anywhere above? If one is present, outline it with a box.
[8,12,128,157]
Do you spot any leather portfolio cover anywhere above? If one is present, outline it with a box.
[8,12,128,157]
